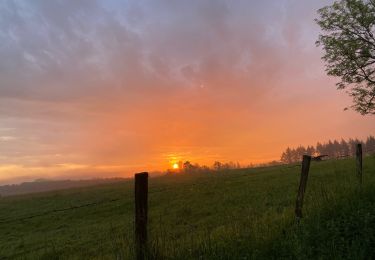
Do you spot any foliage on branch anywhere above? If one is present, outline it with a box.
[316,0,375,114]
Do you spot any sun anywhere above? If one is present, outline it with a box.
[172,163,179,169]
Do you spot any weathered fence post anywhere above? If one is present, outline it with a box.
[295,155,311,219]
[135,172,148,260]
[356,143,363,185]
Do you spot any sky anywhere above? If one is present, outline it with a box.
[0,0,374,184]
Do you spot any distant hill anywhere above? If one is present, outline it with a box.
[0,178,127,196]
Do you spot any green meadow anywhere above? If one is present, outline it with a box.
[0,156,374,259]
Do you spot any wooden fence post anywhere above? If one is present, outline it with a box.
[356,144,363,185]
[135,172,148,260]
[295,155,311,219]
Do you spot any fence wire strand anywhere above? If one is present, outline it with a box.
[0,145,373,258]
[0,198,121,225]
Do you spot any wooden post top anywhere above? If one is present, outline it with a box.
[135,172,148,178]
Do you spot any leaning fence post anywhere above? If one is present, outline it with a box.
[135,172,148,260]
[295,155,311,219]
[356,144,363,185]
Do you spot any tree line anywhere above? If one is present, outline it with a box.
[280,136,375,164]
[166,161,242,175]
[166,136,375,174]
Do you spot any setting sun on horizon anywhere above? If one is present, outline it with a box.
[0,0,373,186]
[1,1,375,258]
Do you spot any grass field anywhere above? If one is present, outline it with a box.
[0,156,374,259]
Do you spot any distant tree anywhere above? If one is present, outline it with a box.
[182,161,194,173]
[225,161,235,169]
[316,142,324,155]
[296,145,307,160]
[280,151,287,163]
[236,162,241,169]
[213,161,223,171]
[306,145,316,156]
[200,165,211,172]
[366,135,375,152]
[333,139,341,157]
[340,138,350,156]
[316,0,375,115]
[348,138,356,155]
[280,136,373,162]
[221,163,229,170]
[326,140,334,157]
[229,161,237,169]
[290,148,299,163]
[281,147,294,164]
[247,163,255,168]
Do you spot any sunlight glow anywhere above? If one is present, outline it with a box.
[172,163,179,169]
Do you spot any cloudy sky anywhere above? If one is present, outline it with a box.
[0,0,374,184]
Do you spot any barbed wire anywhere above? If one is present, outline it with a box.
[0,185,202,226]
[0,198,122,225]
[280,147,375,170]
[0,148,373,257]
[0,184,216,227]
[3,148,373,224]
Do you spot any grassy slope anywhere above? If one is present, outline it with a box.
[0,156,374,259]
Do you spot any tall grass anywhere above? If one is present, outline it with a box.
[0,156,374,259]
